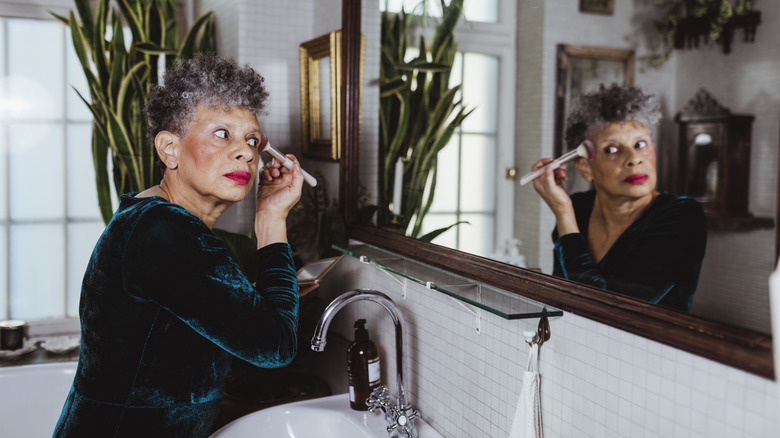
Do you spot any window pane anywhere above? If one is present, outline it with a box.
[8,19,64,120]
[459,134,495,211]
[458,213,493,257]
[67,123,101,218]
[461,53,498,133]
[463,0,498,23]
[430,138,460,212]
[67,222,104,317]
[10,223,65,320]
[9,123,65,220]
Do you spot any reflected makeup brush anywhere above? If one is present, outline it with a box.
[519,141,593,186]
[260,134,317,187]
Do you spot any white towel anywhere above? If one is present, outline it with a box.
[508,343,543,438]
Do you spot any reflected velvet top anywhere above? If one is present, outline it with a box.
[54,194,299,438]
[552,190,707,311]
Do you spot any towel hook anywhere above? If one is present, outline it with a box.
[524,308,551,347]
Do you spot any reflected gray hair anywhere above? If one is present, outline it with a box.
[146,53,269,145]
[564,83,661,151]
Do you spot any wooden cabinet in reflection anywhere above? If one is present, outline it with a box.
[674,89,772,230]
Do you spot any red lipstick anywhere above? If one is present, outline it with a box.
[224,171,252,185]
[624,174,648,185]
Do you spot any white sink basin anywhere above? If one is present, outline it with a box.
[209,393,443,438]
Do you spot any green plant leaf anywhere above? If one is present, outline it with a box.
[106,109,143,190]
[418,221,469,243]
[177,12,215,59]
[73,0,94,38]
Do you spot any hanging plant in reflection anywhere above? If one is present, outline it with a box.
[53,0,215,224]
[379,0,473,240]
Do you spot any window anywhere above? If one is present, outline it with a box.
[0,9,103,322]
[381,0,516,259]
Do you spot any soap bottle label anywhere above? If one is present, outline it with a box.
[368,357,380,385]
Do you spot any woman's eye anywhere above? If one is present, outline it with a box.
[635,140,648,149]
[604,145,619,154]
[215,129,228,140]
[247,138,259,148]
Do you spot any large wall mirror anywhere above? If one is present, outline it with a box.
[339,0,776,378]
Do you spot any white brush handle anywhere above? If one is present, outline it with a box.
[263,144,318,187]
[519,144,587,186]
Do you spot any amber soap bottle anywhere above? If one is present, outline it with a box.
[347,319,380,410]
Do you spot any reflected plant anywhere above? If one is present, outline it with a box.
[53,0,215,224]
[379,0,472,238]
[645,0,756,69]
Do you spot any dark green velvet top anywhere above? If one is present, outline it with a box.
[552,190,707,311]
[53,194,299,437]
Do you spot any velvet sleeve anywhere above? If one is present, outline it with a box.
[122,203,299,367]
[553,196,707,308]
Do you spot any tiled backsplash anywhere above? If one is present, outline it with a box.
[316,252,778,437]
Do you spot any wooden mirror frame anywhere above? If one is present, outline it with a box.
[338,1,774,379]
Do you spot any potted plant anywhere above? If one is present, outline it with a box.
[645,0,757,68]
[379,0,473,240]
[53,0,216,224]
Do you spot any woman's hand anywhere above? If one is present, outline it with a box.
[531,158,579,235]
[254,155,304,247]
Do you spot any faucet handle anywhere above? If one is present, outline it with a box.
[386,407,420,437]
[366,386,391,413]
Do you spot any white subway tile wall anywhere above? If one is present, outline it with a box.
[316,254,778,438]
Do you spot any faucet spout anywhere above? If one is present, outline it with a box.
[311,289,409,411]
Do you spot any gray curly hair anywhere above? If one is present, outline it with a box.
[564,83,661,152]
[146,54,269,171]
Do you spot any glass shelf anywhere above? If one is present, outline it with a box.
[333,243,563,321]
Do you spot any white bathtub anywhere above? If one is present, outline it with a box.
[0,361,76,437]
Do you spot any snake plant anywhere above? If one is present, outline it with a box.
[53,0,215,224]
[379,0,472,239]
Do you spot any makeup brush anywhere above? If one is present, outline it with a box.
[260,134,317,187]
[519,141,592,186]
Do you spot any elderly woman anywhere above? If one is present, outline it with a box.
[54,55,304,437]
[531,84,706,311]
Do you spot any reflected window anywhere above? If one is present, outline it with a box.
[0,14,102,321]
[382,0,499,23]
[381,0,509,258]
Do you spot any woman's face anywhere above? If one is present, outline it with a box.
[173,105,262,204]
[578,120,657,200]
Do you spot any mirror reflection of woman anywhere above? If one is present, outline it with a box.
[54,55,304,437]
[532,84,706,311]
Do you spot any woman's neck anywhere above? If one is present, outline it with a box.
[592,191,658,232]
[137,178,228,229]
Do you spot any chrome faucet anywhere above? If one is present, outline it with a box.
[311,289,420,438]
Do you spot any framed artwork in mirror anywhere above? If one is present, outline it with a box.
[553,44,635,157]
[300,31,342,161]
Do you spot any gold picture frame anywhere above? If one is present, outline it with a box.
[300,30,364,161]
[300,31,342,161]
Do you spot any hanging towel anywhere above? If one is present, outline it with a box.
[508,342,543,438]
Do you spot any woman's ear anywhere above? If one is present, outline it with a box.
[575,157,593,183]
[155,131,179,169]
